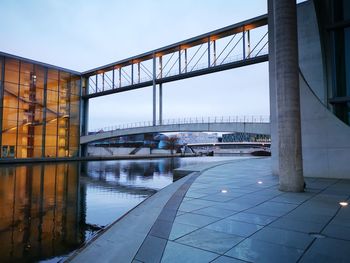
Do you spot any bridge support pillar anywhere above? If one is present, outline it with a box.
[152,55,156,126]
[271,0,304,192]
[80,95,89,157]
[159,83,163,125]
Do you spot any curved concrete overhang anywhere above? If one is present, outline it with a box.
[80,122,271,144]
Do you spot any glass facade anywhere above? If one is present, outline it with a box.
[0,55,81,158]
[330,0,350,124]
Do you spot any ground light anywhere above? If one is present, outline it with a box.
[258,181,263,184]
[339,202,348,207]
[221,189,228,193]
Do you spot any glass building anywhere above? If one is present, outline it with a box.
[316,0,350,124]
[0,53,81,159]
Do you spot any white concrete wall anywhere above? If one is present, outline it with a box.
[110,147,135,155]
[88,146,163,156]
[300,75,350,178]
[151,149,172,155]
[88,146,134,156]
[297,1,326,104]
[135,148,151,155]
[297,1,350,178]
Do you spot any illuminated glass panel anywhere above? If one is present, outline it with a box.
[0,55,80,158]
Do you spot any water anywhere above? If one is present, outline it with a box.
[0,157,239,262]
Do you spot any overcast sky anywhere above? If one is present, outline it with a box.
[0,0,269,130]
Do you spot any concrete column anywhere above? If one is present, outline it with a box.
[82,99,89,136]
[152,55,156,126]
[159,84,163,125]
[80,97,89,157]
[274,0,304,192]
[268,0,279,176]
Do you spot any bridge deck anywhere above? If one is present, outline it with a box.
[81,121,270,144]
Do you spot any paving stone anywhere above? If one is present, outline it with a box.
[245,201,298,217]
[149,219,173,239]
[161,241,218,263]
[322,224,350,241]
[251,226,314,250]
[174,213,219,228]
[228,212,277,226]
[135,235,167,263]
[178,202,210,213]
[286,208,333,224]
[169,222,199,241]
[213,202,256,212]
[270,217,325,233]
[192,206,237,218]
[205,219,263,237]
[225,238,303,263]
[176,228,244,254]
[300,237,350,263]
[185,191,209,198]
[200,193,237,202]
[270,192,314,204]
[211,256,248,263]
[176,211,186,217]
[157,208,178,222]
[183,198,218,207]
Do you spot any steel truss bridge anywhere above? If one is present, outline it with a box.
[80,116,270,144]
[80,14,268,135]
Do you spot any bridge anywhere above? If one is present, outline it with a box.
[81,116,270,144]
[80,15,269,135]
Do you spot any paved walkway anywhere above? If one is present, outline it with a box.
[69,158,350,263]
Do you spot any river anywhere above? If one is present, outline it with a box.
[0,156,239,262]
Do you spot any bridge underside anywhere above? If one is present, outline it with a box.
[80,122,271,144]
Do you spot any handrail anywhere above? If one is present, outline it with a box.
[89,115,270,133]
[87,49,268,93]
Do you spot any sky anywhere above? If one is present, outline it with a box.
[0,0,269,131]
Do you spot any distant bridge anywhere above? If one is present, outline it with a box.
[80,116,270,144]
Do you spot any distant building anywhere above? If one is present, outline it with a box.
[222,132,270,143]
[176,132,219,144]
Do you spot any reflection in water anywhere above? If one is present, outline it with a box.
[0,157,238,262]
[80,159,180,228]
[0,164,80,263]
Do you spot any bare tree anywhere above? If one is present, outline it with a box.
[166,135,179,155]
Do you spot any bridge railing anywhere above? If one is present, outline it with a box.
[90,115,270,133]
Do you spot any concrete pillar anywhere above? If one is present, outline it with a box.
[152,55,157,126]
[81,99,89,136]
[268,0,279,176]
[80,76,89,157]
[273,0,304,192]
[159,83,163,125]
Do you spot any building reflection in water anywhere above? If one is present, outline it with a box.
[0,158,183,262]
[0,163,81,262]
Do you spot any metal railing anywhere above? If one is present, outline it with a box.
[88,48,269,95]
[90,115,270,133]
